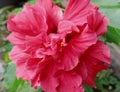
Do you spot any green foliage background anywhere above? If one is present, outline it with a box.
[1,0,120,92]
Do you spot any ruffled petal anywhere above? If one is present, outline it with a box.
[59,46,79,70]
[39,57,59,92]
[64,0,96,25]
[36,0,63,33]
[60,26,97,71]
[58,20,80,34]
[27,57,59,91]
[9,46,33,80]
[75,41,110,87]
[83,57,108,87]
[69,27,97,56]
[87,41,110,64]
[57,71,83,92]
[7,3,47,36]
[24,33,47,54]
[87,9,109,36]
[7,32,25,46]
[9,46,28,63]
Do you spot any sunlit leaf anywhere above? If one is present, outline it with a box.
[104,26,120,45]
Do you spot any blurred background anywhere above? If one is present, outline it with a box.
[0,0,120,92]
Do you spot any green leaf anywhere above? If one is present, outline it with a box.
[4,62,16,86]
[4,41,12,53]
[84,85,93,92]
[116,82,120,91]
[11,8,22,14]
[28,0,35,4]
[16,82,42,92]
[4,62,25,92]
[4,41,12,63]
[95,78,104,90]
[103,26,120,45]
[53,0,61,5]
[8,79,25,92]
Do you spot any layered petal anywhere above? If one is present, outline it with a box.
[64,0,97,25]
[75,41,110,87]
[59,26,97,70]
[68,26,97,57]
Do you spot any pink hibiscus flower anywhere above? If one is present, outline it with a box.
[7,0,110,92]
